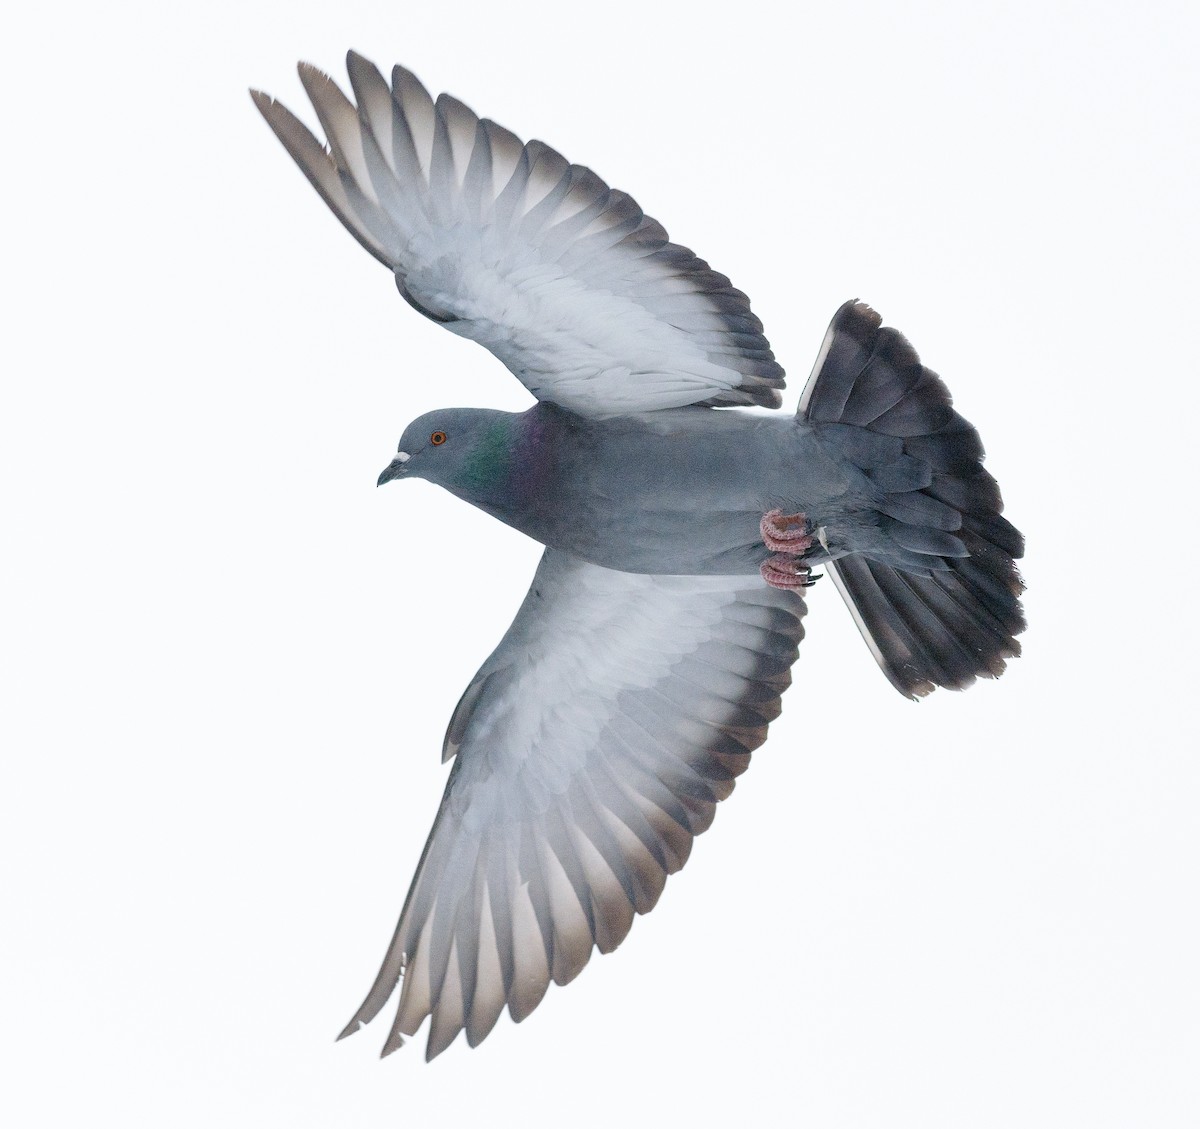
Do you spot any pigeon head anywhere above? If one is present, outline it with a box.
[377,408,518,496]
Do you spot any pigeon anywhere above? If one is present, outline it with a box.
[251,51,1025,1061]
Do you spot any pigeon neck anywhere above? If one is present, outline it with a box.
[448,404,566,519]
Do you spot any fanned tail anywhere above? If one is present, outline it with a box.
[802,301,1025,698]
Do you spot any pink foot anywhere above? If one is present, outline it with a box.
[760,554,821,591]
[759,509,821,590]
[760,508,815,553]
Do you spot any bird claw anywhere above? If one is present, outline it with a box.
[760,554,821,591]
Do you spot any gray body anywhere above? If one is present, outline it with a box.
[421,404,875,576]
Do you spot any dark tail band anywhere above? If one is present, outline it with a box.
[802,301,1025,698]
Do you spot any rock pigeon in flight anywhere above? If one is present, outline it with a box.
[251,52,1025,1061]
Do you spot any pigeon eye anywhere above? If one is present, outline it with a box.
[430,430,447,446]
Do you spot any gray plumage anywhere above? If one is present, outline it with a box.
[252,52,1024,1060]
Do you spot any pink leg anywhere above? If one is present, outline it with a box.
[760,508,815,553]
[759,509,820,591]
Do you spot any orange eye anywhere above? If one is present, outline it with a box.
[430,430,447,446]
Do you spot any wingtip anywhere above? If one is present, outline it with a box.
[424,1032,456,1063]
[345,49,387,92]
[335,1017,363,1042]
[391,61,425,93]
[249,88,274,112]
[297,60,333,92]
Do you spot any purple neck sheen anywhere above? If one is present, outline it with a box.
[508,404,560,509]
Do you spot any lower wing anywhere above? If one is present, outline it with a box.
[341,549,806,1059]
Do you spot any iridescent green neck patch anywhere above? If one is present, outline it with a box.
[456,418,514,494]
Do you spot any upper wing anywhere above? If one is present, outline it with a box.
[340,550,805,1059]
[251,52,785,415]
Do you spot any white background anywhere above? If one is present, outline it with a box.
[4,1,1198,1125]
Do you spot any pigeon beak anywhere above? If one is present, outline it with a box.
[377,451,411,487]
